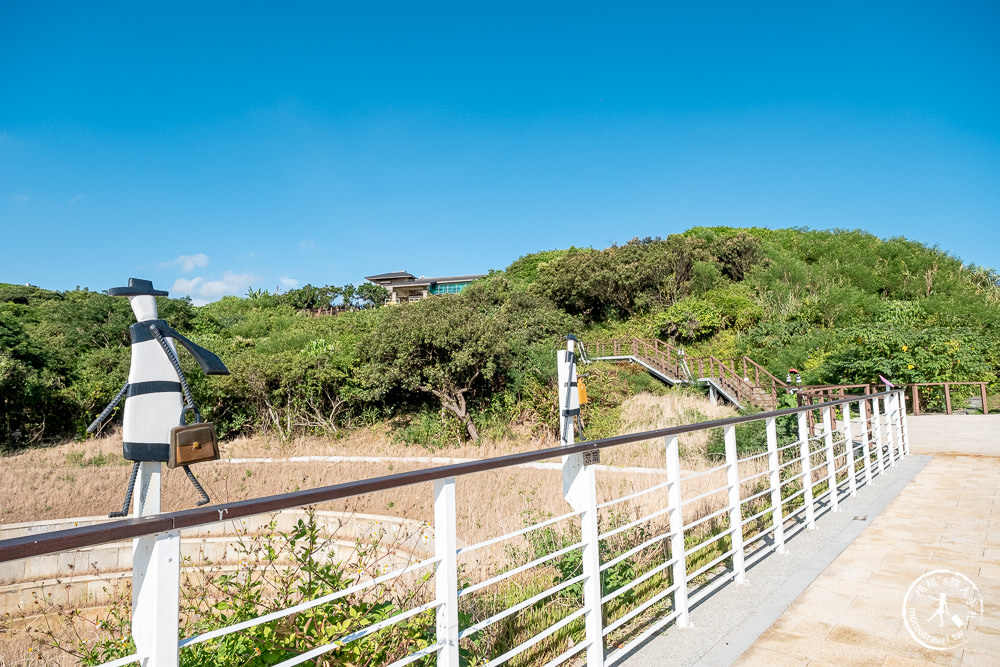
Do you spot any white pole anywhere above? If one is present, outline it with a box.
[558,340,604,666]
[724,425,746,584]
[558,340,581,495]
[132,462,180,666]
[891,391,906,459]
[434,478,459,667]
[665,435,691,626]
[882,394,893,466]
[765,417,785,553]
[858,400,873,487]
[822,406,839,511]
[882,395,898,467]
[843,403,857,497]
[798,411,816,530]
[871,397,886,477]
[899,390,911,455]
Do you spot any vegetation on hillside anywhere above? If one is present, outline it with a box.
[2,227,998,452]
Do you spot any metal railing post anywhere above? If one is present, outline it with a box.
[798,411,815,530]
[899,390,911,455]
[664,435,691,627]
[822,406,839,511]
[724,424,746,583]
[891,391,907,458]
[434,477,459,666]
[843,403,857,497]
[577,466,604,666]
[882,395,898,467]
[871,397,886,477]
[765,416,785,554]
[857,399,872,488]
[131,462,179,666]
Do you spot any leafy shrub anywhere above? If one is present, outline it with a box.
[34,511,435,666]
[655,285,763,342]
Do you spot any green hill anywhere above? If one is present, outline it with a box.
[2,227,997,451]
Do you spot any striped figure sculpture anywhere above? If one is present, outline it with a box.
[88,278,229,516]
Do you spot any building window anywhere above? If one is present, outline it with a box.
[429,282,470,295]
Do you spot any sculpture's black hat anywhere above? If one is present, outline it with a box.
[108,278,169,297]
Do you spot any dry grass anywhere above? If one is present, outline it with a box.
[0,390,735,527]
[600,390,737,470]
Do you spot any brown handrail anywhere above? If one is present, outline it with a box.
[738,356,789,390]
[688,354,756,403]
[586,337,683,378]
[878,381,989,416]
[0,392,900,564]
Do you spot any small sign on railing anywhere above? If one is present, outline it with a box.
[583,449,600,466]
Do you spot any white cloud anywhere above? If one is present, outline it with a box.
[299,240,317,251]
[68,193,89,207]
[10,193,29,203]
[171,276,203,295]
[160,253,210,272]
[279,276,300,289]
[170,271,257,305]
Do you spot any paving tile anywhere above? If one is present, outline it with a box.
[960,649,1000,666]
[767,614,835,639]
[753,629,888,664]
[791,585,856,611]
[886,640,965,666]
[734,645,807,666]
[882,654,960,667]
[806,658,884,667]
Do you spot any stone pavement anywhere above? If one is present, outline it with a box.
[735,415,1000,666]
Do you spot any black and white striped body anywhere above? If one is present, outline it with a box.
[121,295,183,462]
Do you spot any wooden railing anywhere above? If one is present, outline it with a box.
[796,385,874,433]
[886,382,990,416]
[587,338,991,417]
[585,338,685,380]
[686,354,762,408]
[586,339,777,410]
[726,356,789,394]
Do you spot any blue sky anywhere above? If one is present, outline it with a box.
[2,2,998,304]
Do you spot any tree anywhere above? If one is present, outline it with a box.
[358,277,571,440]
[530,237,708,321]
[354,282,389,309]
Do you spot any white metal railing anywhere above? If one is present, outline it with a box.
[0,390,910,666]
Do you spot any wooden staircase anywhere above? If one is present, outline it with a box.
[585,338,788,411]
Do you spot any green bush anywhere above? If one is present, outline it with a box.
[36,511,435,666]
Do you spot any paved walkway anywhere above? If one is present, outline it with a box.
[621,415,1000,666]
[736,415,1000,666]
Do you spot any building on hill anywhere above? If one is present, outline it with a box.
[365,271,486,304]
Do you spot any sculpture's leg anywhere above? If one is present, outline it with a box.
[109,461,141,518]
[183,465,211,506]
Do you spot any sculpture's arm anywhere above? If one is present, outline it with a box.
[162,324,229,376]
[86,381,129,434]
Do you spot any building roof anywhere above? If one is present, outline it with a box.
[365,272,486,286]
[408,274,487,286]
[364,271,415,281]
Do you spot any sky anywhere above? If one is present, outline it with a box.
[2,2,998,304]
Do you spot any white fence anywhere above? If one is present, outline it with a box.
[0,390,909,666]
